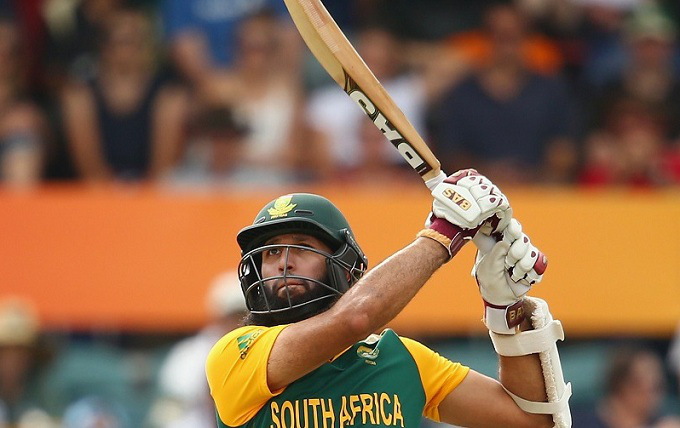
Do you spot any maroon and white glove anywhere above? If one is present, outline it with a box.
[419,169,510,260]
[472,218,548,334]
[501,219,548,285]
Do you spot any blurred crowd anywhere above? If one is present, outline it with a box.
[3,291,680,428]
[0,273,248,428]
[2,0,680,426]
[0,0,679,189]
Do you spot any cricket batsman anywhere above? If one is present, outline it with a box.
[206,169,571,427]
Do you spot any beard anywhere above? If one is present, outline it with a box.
[264,276,330,310]
[245,273,338,326]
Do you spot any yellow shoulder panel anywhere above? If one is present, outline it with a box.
[205,324,288,426]
[400,336,470,422]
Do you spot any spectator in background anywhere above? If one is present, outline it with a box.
[347,119,417,184]
[430,4,580,185]
[147,271,246,428]
[445,5,565,76]
[669,323,680,396]
[61,8,189,182]
[0,1,9,19]
[513,0,584,79]
[306,26,426,182]
[579,98,677,186]
[0,17,47,187]
[577,0,641,90]
[166,106,251,186]
[43,0,123,85]
[61,396,130,428]
[574,347,680,428]
[161,0,293,85]
[588,5,680,138]
[0,298,53,426]
[0,0,48,94]
[354,0,490,40]
[195,11,323,185]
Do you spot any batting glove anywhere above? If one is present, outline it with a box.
[472,218,548,334]
[418,169,511,260]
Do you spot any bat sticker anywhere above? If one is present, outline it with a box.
[343,74,433,176]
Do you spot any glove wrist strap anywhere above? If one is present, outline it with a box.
[483,299,526,334]
[418,218,474,260]
[417,228,452,248]
[417,229,454,261]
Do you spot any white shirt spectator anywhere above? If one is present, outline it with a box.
[306,74,427,170]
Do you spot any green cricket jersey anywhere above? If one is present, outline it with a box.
[206,325,469,427]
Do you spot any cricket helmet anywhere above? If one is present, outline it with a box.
[237,193,368,325]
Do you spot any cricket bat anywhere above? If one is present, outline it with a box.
[282,0,513,255]
[282,0,443,186]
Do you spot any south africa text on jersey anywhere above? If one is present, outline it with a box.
[270,393,405,428]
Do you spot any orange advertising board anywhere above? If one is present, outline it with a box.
[1,185,678,337]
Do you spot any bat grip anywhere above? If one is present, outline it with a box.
[426,170,505,255]
[425,171,447,191]
[473,232,497,253]
[428,169,498,253]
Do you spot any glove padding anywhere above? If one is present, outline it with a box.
[473,219,546,290]
[422,169,511,259]
[500,219,547,286]
[473,219,548,333]
[431,169,510,231]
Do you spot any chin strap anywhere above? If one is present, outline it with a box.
[489,297,572,428]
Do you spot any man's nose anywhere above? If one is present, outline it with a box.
[277,249,295,272]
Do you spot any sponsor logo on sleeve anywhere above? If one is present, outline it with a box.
[236,329,263,359]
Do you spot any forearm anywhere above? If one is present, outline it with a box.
[499,316,553,427]
[70,141,112,180]
[266,170,510,391]
[332,169,507,339]
[267,237,450,391]
[500,317,545,396]
[473,218,569,426]
[330,237,448,339]
[62,87,112,181]
[150,88,188,179]
[67,131,112,180]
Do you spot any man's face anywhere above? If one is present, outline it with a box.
[260,233,332,308]
[620,353,664,418]
[0,345,33,386]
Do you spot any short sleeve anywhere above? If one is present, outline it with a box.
[206,324,288,426]
[400,337,470,422]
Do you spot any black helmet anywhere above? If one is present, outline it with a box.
[237,193,368,325]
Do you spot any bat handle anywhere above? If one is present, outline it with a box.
[428,169,498,253]
[472,232,497,253]
[427,170,508,255]
[425,170,447,191]
[473,212,507,251]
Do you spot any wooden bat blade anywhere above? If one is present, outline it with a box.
[283,0,346,86]
[283,0,442,182]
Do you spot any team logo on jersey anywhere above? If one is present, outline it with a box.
[357,345,379,365]
[268,196,297,219]
[237,329,263,359]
